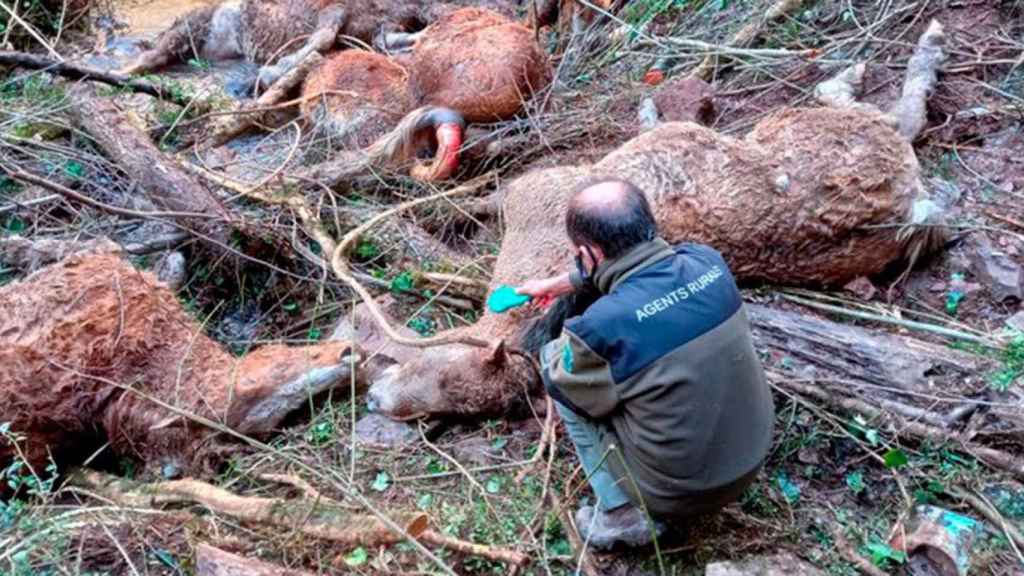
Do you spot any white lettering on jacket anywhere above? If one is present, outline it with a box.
[635,265,723,322]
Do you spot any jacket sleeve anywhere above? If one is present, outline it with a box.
[540,328,619,419]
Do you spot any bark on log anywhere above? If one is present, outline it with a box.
[68,87,232,237]
[196,544,317,576]
[0,50,198,108]
[747,303,996,403]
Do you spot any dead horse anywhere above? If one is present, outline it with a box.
[363,22,951,421]
[0,248,359,486]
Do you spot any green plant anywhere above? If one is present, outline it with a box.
[845,470,866,495]
[991,332,1024,391]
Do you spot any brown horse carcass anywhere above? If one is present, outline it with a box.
[0,248,358,484]
[298,7,551,180]
[119,0,525,87]
[362,21,950,420]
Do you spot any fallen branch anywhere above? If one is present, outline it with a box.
[777,379,1024,480]
[687,0,805,80]
[204,52,325,148]
[68,86,233,239]
[419,530,530,567]
[0,50,197,108]
[548,490,601,576]
[829,524,888,576]
[196,544,317,576]
[328,173,498,349]
[69,469,429,547]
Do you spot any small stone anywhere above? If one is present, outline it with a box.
[843,276,877,300]
[354,414,417,447]
[705,552,825,576]
[797,447,820,465]
[1007,310,1024,333]
[965,234,1024,303]
[450,436,499,467]
[637,97,660,131]
[155,251,186,291]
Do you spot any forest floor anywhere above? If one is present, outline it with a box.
[1,0,1023,574]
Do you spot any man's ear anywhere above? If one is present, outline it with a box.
[484,340,508,368]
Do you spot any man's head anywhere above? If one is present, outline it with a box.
[566,178,658,274]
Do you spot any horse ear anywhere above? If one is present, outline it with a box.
[484,340,508,368]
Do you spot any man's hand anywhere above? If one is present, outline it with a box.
[516,272,575,310]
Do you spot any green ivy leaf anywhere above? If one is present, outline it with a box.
[846,470,866,494]
[776,473,801,504]
[491,437,508,450]
[863,541,906,566]
[416,493,433,509]
[344,547,369,567]
[485,476,502,494]
[864,429,880,446]
[883,448,908,469]
[390,271,415,293]
[370,471,391,492]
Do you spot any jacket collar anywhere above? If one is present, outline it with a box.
[593,238,674,294]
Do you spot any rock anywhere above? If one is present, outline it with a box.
[705,552,825,576]
[1006,310,1024,333]
[843,276,877,300]
[965,234,1024,303]
[354,414,417,447]
[651,77,715,126]
[449,436,500,466]
[154,251,186,291]
[637,97,660,131]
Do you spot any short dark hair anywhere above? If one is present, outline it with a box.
[565,178,658,259]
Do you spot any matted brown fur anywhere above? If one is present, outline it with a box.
[300,7,551,142]
[300,50,414,147]
[366,107,942,419]
[410,7,551,122]
[0,252,353,481]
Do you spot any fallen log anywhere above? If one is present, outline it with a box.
[0,50,198,108]
[196,544,317,576]
[68,86,233,238]
[747,303,996,402]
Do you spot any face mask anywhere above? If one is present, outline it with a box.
[574,245,597,285]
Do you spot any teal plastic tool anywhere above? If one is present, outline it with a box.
[487,284,531,313]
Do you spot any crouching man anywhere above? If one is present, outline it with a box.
[517,178,775,550]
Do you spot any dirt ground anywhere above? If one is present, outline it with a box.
[1,0,1023,574]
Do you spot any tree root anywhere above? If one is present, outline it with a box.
[0,50,200,109]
